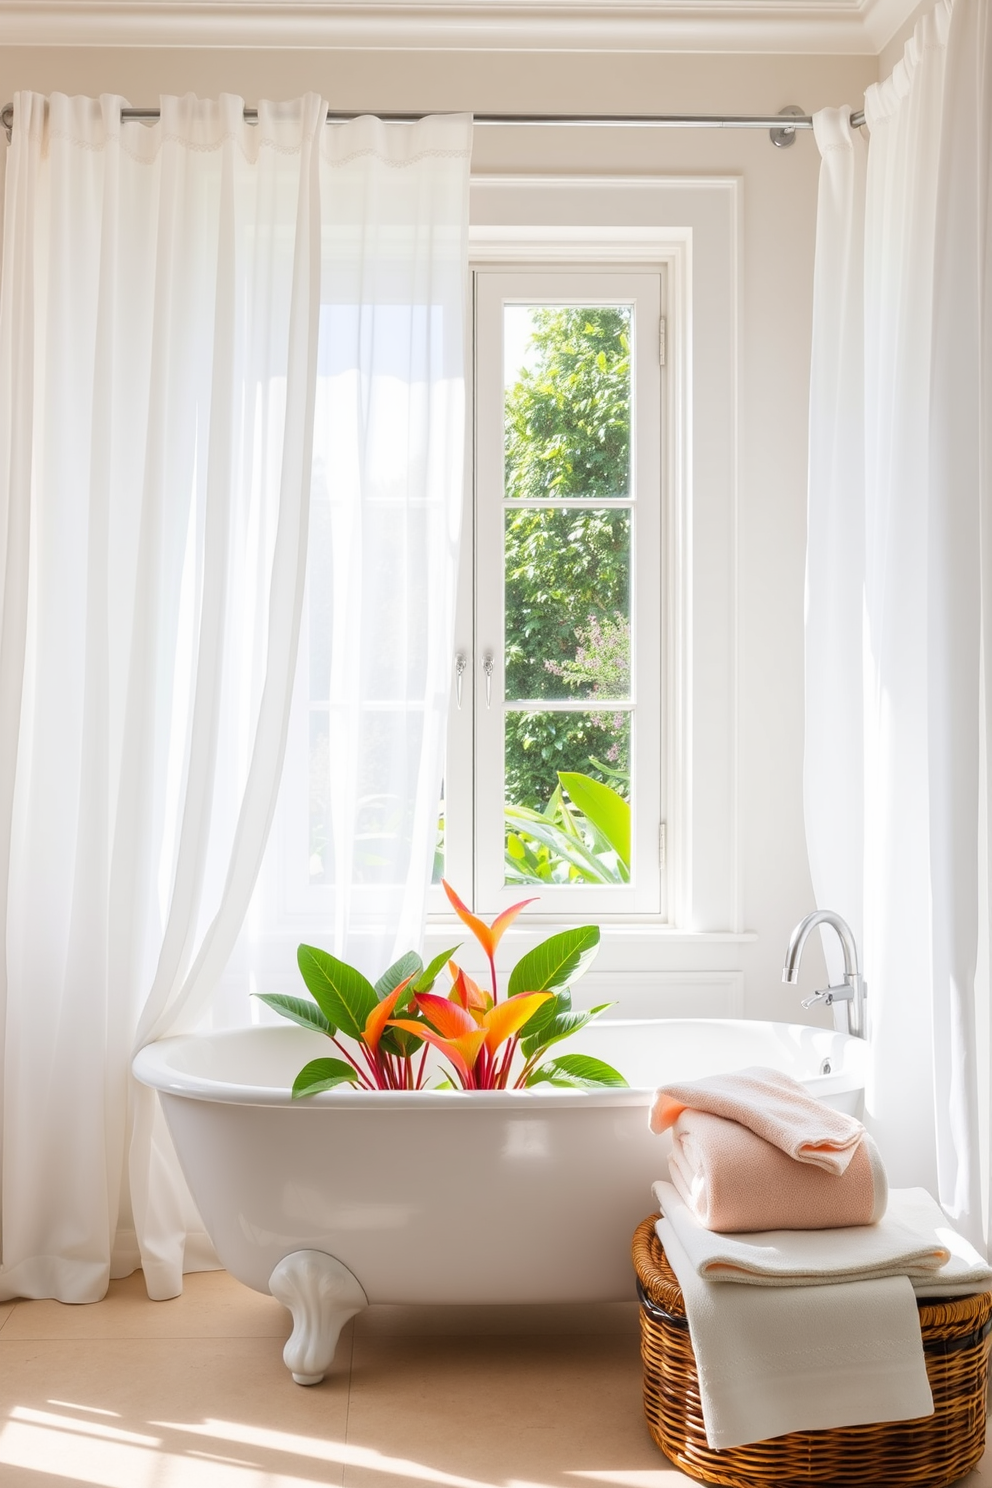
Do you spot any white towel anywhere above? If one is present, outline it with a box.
[656,1215,934,1449]
[888,1187,992,1297]
[654,1180,952,1285]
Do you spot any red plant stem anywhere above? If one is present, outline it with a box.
[497,1036,518,1089]
[415,1044,429,1089]
[329,1035,374,1090]
[353,1037,384,1086]
[514,1053,538,1089]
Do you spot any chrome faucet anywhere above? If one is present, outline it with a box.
[782,910,867,1039]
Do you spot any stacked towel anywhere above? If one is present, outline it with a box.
[655,1185,933,1450]
[653,1066,882,1231]
[669,1108,888,1231]
[647,1067,992,1448]
[652,1181,992,1450]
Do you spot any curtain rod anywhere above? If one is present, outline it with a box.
[0,103,866,147]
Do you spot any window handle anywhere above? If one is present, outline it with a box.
[483,653,494,709]
[455,653,466,710]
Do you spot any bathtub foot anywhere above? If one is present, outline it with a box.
[268,1250,368,1385]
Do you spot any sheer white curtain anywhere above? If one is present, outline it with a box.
[0,93,471,1302]
[239,116,471,996]
[806,0,992,1248]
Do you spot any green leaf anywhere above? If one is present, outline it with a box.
[558,772,631,870]
[527,1053,629,1089]
[414,945,461,993]
[508,924,601,997]
[374,951,423,1002]
[520,1008,591,1062]
[503,807,617,883]
[253,993,335,1036]
[296,944,378,1041]
[291,1058,360,1098]
[518,987,572,1041]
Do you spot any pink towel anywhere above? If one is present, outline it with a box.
[669,1108,888,1231]
[649,1065,865,1174]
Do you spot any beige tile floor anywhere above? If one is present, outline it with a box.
[0,1271,988,1488]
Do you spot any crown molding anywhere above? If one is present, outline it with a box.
[0,0,920,56]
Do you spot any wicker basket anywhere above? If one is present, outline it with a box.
[632,1214,992,1488]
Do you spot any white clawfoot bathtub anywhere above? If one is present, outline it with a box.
[133,1017,867,1383]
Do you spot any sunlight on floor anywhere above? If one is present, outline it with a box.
[0,1270,986,1488]
[0,1402,683,1488]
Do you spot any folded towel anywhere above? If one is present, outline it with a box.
[654,1179,950,1284]
[657,1214,934,1449]
[650,1065,865,1173]
[882,1187,992,1298]
[669,1108,888,1231]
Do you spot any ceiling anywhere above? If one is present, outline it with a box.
[0,0,922,54]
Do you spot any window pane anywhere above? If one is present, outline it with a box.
[504,506,630,702]
[504,710,631,886]
[504,305,632,501]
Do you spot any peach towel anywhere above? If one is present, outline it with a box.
[669,1108,888,1231]
[650,1065,864,1174]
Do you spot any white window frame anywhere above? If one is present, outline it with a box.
[430,175,741,942]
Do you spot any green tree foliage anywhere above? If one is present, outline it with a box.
[505,306,631,502]
[503,307,632,808]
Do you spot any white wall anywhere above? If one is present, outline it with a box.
[0,44,878,1023]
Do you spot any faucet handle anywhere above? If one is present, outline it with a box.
[801,983,855,1010]
[801,987,830,1010]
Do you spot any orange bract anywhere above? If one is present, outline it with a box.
[363,975,417,1053]
[441,880,537,958]
[480,991,552,1055]
[387,1020,487,1084]
[449,965,491,1013]
[413,992,477,1041]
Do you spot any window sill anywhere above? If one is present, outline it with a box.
[425,915,756,944]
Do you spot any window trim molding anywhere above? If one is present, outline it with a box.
[466,175,741,934]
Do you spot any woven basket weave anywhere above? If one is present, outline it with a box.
[632,1214,992,1488]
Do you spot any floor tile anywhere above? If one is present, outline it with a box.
[2,1268,291,1340]
[0,1332,352,1488]
[0,1304,16,1333]
[343,1327,686,1488]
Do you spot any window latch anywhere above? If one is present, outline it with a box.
[455,653,466,709]
[482,653,494,709]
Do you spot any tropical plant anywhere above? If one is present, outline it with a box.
[506,769,631,886]
[256,882,626,1096]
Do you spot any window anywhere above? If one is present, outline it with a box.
[258,180,742,962]
[439,267,665,916]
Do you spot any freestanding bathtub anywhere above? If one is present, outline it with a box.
[133,1017,868,1383]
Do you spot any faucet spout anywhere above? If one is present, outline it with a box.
[782,910,867,1039]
